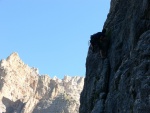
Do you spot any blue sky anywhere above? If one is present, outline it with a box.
[0,0,110,79]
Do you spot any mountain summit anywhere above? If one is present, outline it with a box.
[0,52,84,113]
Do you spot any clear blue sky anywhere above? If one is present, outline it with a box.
[0,0,110,79]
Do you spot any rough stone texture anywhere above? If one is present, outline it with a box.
[0,52,84,113]
[79,0,150,113]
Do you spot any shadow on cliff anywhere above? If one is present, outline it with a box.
[2,97,25,113]
[32,95,71,113]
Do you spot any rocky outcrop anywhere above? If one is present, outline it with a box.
[80,0,150,113]
[0,52,84,113]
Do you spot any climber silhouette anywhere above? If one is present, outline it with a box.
[90,28,109,58]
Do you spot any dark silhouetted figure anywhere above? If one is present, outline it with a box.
[90,28,109,58]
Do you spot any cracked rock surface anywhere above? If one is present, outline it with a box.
[79,0,150,113]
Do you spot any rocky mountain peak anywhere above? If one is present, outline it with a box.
[6,52,20,61]
[0,52,84,113]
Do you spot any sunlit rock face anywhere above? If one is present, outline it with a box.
[0,52,84,113]
[79,0,150,113]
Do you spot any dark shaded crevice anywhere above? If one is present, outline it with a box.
[2,97,25,113]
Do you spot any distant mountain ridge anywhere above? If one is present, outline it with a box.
[0,52,84,113]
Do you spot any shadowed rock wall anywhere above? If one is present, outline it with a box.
[80,0,150,113]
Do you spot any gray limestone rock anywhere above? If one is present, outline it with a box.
[79,0,150,113]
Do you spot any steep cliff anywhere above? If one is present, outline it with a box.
[0,52,84,113]
[80,0,150,113]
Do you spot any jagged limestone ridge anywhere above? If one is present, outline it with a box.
[0,52,84,113]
